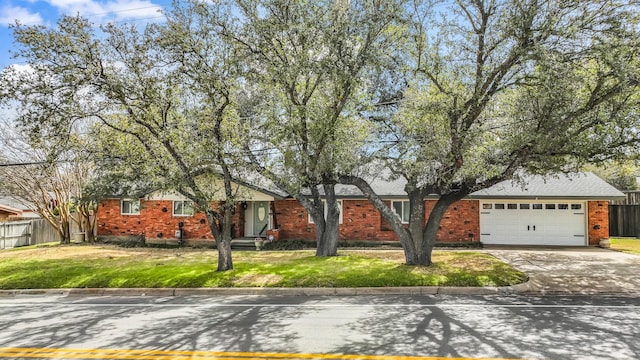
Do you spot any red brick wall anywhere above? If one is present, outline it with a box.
[98,197,481,243]
[97,199,245,241]
[343,200,399,241]
[272,199,480,243]
[97,199,213,240]
[98,197,611,246]
[272,200,316,240]
[426,200,480,242]
[588,200,609,245]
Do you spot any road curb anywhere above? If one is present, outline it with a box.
[0,286,504,297]
[2,283,637,297]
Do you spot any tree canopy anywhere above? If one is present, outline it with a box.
[342,0,640,265]
[224,0,405,256]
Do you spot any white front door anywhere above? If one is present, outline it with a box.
[480,201,586,246]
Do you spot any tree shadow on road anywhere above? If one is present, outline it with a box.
[0,294,638,360]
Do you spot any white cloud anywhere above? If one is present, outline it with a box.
[46,0,163,21]
[0,64,37,95]
[0,5,44,26]
[6,63,35,75]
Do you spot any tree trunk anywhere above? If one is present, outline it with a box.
[296,184,339,257]
[316,184,340,257]
[207,210,233,272]
[405,189,426,265]
[60,219,71,244]
[340,175,474,266]
[416,194,463,266]
[77,204,96,243]
[219,204,234,271]
[339,175,417,264]
[316,217,339,256]
[85,213,96,243]
[216,238,233,272]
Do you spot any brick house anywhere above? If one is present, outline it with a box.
[0,204,22,221]
[0,196,40,220]
[97,172,623,246]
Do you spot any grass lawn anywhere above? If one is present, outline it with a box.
[610,237,640,255]
[0,245,526,289]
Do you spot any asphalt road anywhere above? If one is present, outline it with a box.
[0,294,638,360]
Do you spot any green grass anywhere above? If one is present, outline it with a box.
[0,246,526,289]
[610,237,640,255]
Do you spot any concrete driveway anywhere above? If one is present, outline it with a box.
[487,247,640,295]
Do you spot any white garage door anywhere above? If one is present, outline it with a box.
[480,201,586,246]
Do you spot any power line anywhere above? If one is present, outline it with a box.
[82,3,169,18]
[0,161,65,167]
[105,15,167,25]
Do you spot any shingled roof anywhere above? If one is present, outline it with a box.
[307,172,624,200]
[108,170,624,201]
[469,172,625,200]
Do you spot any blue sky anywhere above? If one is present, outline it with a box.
[0,0,172,70]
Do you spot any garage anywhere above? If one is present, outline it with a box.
[479,201,587,246]
[470,172,627,246]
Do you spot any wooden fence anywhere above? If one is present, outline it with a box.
[0,220,32,249]
[30,218,63,245]
[609,191,640,237]
[609,205,640,237]
[610,191,640,205]
[0,216,95,249]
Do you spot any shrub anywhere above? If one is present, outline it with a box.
[262,239,315,250]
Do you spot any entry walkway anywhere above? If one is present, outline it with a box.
[487,247,640,295]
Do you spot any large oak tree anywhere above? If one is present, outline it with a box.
[342,0,640,265]
[2,7,246,270]
[224,0,404,256]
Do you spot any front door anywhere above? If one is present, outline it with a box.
[253,201,269,236]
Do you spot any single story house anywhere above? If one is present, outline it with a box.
[0,196,40,221]
[96,172,623,246]
[0,204,22,221]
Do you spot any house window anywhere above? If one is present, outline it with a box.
[571,204,582,210]
[532,203,543,210]
[121,199,140,215]
[482,203,492,210]
[558,204,569,210]
[392,200,411,223]
[520,203,530,210]
[507,204,517,210]
[308,200,343,224]
[545,204,556,210]
[494,204,505,209]
[173,200,194,216]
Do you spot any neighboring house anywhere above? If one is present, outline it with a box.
[0,204,22,221]
[0,196,40,220]
[96,172,623,246]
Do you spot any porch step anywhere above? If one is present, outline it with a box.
[230,237,265,250]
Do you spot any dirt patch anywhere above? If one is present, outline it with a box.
[342,249,497,270]
[342,249,406,262]
[236,273,284,286]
